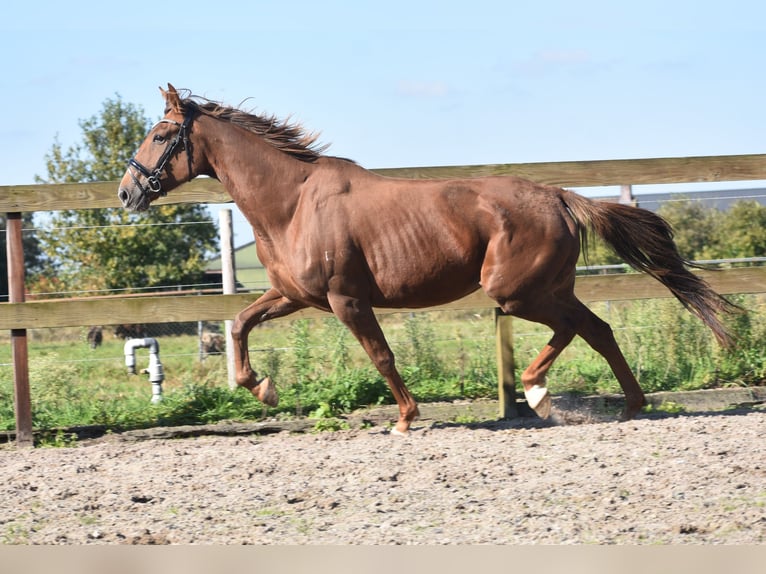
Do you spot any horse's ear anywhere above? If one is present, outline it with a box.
[160,83,183,113]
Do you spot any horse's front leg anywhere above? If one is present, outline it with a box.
[327,292,419,435]
[230,288,306,406]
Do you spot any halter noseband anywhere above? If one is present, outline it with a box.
[127,108,195,197]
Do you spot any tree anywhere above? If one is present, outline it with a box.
[576,235,625,268]
[658,199,766,261]
[657,198,721,261]
[711,201,766,259]
[34,95,217,295]
[1,213,44,302]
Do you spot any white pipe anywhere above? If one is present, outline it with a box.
[124,338,164,403]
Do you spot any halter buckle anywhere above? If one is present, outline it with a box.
[147,174,162,193]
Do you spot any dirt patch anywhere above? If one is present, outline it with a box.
[0,392,763,544]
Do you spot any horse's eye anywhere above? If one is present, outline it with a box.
[153,134,166,144]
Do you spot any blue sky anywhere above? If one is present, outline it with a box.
[3,1,765,245]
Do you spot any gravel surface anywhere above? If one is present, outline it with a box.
[0,408,764,545]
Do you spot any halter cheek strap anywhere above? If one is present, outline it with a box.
[127,109,195,197]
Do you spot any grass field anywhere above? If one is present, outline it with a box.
[2,295,764,436]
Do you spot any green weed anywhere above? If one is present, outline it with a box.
[644,401,687,414]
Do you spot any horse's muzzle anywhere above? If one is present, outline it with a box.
[117,186,149,212]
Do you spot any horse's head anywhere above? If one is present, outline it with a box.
[118,84,197,211]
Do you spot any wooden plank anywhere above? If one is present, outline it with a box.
[0,291,489,330]
[4,153,766,213]
[0,292,435,330]
[696,266,766,295]
[376,153,766,187]
[0,293,262,330]
[1,267,763,330]
[574,267,766,302]
[0,178,230,213]
[0,290,496,330]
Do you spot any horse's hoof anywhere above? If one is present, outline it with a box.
[256,377,279,407]
[620,399,647,421]
[391,420,412,437]
[525,384,552,419]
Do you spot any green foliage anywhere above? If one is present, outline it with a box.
[312,416,350,432]
[27,353,87,429]
[155,383,263,426]
[644,401,687,414]
[37,430,79,448]
[289,319,313,385]
[37,204,217,294]
[278,318,390,416]
[32,94,217,294]
[0,375,17,427]
[456,334,497,399]
[400,313,443,388]
[657,199,766,261]
[577,235,625,267]
[262,346,282,380]
[39,96,149,183]
[321,369,389,413]
[287,319,313,416]
[708,201,766,259]
[325,316,351,370]
[656,199,721,260]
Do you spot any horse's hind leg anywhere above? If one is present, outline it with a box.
[504,296,646,420]
[327,292,419,435]
[568,300,646,419]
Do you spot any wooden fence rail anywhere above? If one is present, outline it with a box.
[4,152,766,446]
[3,152,766,213]
[2,267,766,331]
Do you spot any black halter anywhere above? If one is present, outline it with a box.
[127,108,195,197]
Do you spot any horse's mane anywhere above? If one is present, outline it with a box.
[179,92,330,163]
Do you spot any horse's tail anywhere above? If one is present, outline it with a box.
[560,189,739,347]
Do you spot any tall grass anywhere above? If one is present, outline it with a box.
[1,295,763,433]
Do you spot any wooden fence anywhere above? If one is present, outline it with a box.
[4,153,766,446]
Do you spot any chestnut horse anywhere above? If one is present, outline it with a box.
[119,84,736,434]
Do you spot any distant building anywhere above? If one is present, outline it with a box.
[600,186,766,213]
[205,240,270,292]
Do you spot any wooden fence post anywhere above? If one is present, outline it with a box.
[494,308,518,419]
[6,213,33,447]
[219,209,237,389]
[619,184,636,206]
